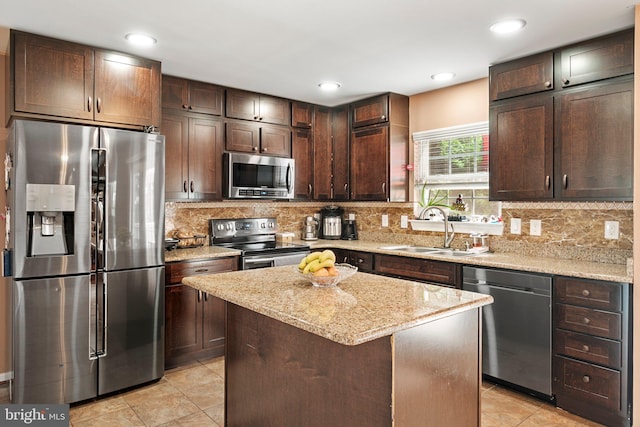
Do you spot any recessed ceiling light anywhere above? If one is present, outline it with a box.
[318,82,341,91]
[125,33,157,46]
[489,19,526,34]
[430,72,456,81]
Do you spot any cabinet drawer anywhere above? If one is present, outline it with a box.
[350,251,374,273]
[555,277,622,311]
[375,254,460,287]
[489,51,554,100]
[555,303,621,340]
[553,355,621,411]
[166,257,238,284]
[554,329,621,369]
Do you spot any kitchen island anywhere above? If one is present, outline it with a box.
[183,266,493,426]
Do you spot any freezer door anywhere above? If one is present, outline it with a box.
[101,128,165,271]
[10,120,95,278]
[98,267,164,395]
[12,275,97,404]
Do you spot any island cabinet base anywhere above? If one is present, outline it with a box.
[225,304,481,427]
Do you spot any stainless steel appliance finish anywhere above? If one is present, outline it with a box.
[462,266,553,399]
[7,120,165,404]
[223,152,295,199]
[209,218,309,270]
[302,216,319,241]
[320,206,343,239]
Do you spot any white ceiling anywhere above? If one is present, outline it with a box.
[0,0,635,106]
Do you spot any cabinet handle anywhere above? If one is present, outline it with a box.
[357,258,364,264]
[382,182,386,193]
[252,146,258,152]
[195,268,209,273]
[582,375,590,383]
[563,174,568,189]
[88,96,92,112]
[583,317,591,325]
[182,104,188,109]
[190,181,195,193]
[308,184,312,195]
[204,292,208,301]
[545,175,550,190]
[344,183,348,193]
[582,289,591,297]
[97,97,102,113]
[183,181,188,193]
[582,344,590,352]
[197,290,202,302]
[544,81,552,88]
[563,78,570,85]
[262,147,268,153]
[381,115,386,120]
[188,105,193,110]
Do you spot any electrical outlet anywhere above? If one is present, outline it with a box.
[382,214,389,227]
[510,218,521,235]
[604,221,620,240]
[530,219,542,236]
[400,215,408,228]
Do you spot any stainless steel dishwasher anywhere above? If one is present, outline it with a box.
[463,266,553,399]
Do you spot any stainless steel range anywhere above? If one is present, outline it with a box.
[209,218,310,270]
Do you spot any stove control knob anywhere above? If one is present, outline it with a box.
[217,224,224,231]
[260,222,266,228]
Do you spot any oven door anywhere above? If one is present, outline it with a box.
[242,251,309,270]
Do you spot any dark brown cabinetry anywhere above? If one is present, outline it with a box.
[489,29,633,202]
[9,30,161,128]
[226,89,291,126]
[332,106,350,200]
[553,277,631,427]
[374,254,461,288]
[349,93,409,201]
[292,128,313,199]
[291,101,313,128]
[311,106,350,200]
[225,119,291,157]
[332,249,374,273]
[162,75,224,116]
[162,111,224,201]
[165,257,238,369]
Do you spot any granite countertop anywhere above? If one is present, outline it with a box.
[183,266,493,346]
[165,239,632,283]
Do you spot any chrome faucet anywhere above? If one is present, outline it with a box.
[418,206,455,248]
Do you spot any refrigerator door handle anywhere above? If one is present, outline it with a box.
[89,272,107,359]
[91,148,107,270]
[97,273,107,358]
[89,274,98,360]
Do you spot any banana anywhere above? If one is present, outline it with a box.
[318,259,335,269]
[319,249,336,262]
[303,259,320,274]
[304,251,322,264]
[298,258,307,271]
[309,260,327,273]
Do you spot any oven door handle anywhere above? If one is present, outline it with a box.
[244,257,276,267]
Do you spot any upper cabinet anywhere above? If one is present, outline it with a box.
[226,89,291,126]
[225,120,291,157]
[8,30,161,129]
[489,29,634,202]
[351,95,389,128]
[291,101,313,128]
[162,75,224,116]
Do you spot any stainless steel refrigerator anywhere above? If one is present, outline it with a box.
[6,119,165,404]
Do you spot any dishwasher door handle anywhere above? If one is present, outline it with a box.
[464,281,551,297]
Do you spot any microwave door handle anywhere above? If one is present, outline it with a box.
[286,163,292,192]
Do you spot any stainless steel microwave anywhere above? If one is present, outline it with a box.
[223,152,295,199]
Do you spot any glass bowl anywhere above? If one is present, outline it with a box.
[297,263,358,287]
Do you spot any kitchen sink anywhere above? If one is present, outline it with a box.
[377,245,483,257]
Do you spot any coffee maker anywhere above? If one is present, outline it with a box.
[341,213,358,240]
[302,216,319,240]
[320,206,343,240]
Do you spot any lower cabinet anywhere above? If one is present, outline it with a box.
[374,254,461,288]
[332,249,374,273]
[164,256,238,369]
[553,276,631,427]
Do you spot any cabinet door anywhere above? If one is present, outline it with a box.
[260,125,291,157]
[489,52,554,101]
[12,31,94,120]
[312,106,333,200]
[332,106,350,201]
[350,126,388,200]
[165,284,203,360]
[351,95,389,128]
[259,95,291,126]
[188,81,224,115]
[162,75,189,110]
[226,120,260,153]
[189,116,224,200]
[162,111,190,201]
[489,94,554,201]
[555,80,633,200]
[292,128,313,199]
[202,294,226,350]
[292,101,313,128]
[560,30,633,88]
[226,89,259,121]
[94,50,161,127]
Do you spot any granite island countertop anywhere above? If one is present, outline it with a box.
[182,265,493,346]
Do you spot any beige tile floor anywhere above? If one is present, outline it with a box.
[0,357,603,426]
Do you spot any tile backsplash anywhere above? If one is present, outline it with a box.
[166,200,632,265]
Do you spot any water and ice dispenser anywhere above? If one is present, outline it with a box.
[26,183,75,256]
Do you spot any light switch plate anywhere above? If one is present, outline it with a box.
[530,219,542,236]
[400,215,408,228]
[510,218,521,235]
[604,221,620,240]
[381,214,389,227]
